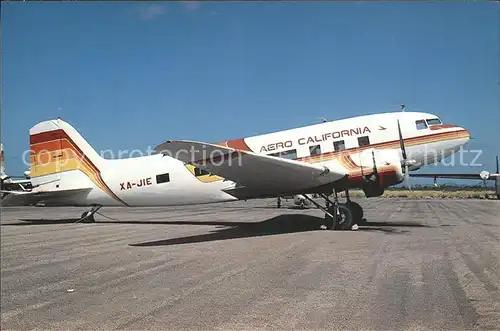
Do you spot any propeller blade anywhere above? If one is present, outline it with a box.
[397,119,407,161]
[372,149,378,174]
[371,149,379,182]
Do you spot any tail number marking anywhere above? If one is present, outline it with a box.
[120,177,152,190]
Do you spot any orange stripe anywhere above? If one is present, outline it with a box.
[343,155,359,170]
[30,131,128,206]
[429,124,456,130]
[31,139,85,154]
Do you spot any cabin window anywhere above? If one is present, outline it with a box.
[194,167,210,177]
[358,136,370,147]
[280,149,297,159]
[309,145,321,156]
[333,140,345,151]
[426,118,442,126]
[269,149,297,159]
[415,120,427,130]
[156,173,170,184]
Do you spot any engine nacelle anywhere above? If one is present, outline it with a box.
[343,149,405,197]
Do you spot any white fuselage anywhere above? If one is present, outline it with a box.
[30,111,470,207]
[32,155,238,207]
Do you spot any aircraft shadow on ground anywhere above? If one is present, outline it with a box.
[129,218,425,247]
[4,214,433,246]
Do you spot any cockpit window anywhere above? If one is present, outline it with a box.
[426,118,442,126]
[415,120,427,130]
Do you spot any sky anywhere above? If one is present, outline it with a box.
[2,1,499,185]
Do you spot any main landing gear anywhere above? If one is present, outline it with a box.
[77,204,102,223]
[302,190,364,231]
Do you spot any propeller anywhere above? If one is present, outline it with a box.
[397,119,412,190]
[360,149,380,185]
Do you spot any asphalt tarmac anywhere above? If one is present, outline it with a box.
[1,198,499,330]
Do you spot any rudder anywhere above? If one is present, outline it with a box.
[29,118,105,179]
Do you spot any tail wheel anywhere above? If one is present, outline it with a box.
[81,211,95,223]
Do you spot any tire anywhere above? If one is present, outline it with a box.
[347,201,364,224]
[334,203,354,230]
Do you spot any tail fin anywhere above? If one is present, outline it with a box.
[29,118,105,179]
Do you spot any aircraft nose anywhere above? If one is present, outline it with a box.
[461,127,471,141]
[454,126,471,148]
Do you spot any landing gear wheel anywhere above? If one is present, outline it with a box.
[80,211,95,223]
[347,201,364,224]
[334,203,354,230]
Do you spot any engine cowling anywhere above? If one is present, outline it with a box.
[343,149,405,197]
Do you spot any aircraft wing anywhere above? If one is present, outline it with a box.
[0,188,92,207]
[411,156,500,183]
[155,140,347,199]
[410,172,499,180]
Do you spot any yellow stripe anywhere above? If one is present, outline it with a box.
[185,164,224,183]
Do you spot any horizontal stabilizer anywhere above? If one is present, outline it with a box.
[1,188,91,207]
[410,172,499,180]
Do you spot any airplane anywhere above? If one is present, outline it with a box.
[0,143,32,194]
[409,155,500,199]
[1,109,472,231]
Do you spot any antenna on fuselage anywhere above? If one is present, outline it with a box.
[401,104,406,112]
[316,117,328,123]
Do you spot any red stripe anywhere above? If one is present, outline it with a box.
[30,129,129,206]
[216,138,252,152]
[30,129,67,144]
